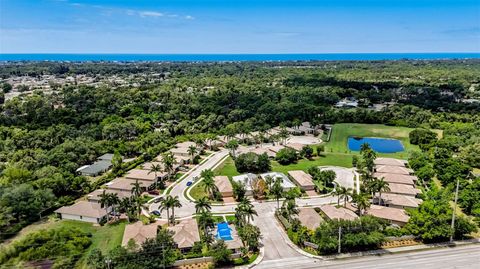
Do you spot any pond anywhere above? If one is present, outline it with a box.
[348,137,404,153]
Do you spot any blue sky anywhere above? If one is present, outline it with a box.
[0,0,479,53]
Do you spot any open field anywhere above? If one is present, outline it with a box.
[325,123,442,159]
[214,153,353,178]
[1,218,126,268]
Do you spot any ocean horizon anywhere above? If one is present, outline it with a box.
[0,53,479,62]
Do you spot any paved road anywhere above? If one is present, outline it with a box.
[255,244,480,269]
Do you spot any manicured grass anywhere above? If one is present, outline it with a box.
[214,157,240,177]
[271,153,353,173]
[325,123,434,159]
[190,181,209,200]
[1,218,126,269]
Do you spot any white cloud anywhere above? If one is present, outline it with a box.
[139,11,164,18]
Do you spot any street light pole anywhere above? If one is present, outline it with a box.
[338,226,342,254]
[450,177,460,243]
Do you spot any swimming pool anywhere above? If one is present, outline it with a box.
[216,222,233,241]
[348,137,404,153]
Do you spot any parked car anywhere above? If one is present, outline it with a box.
[153,197,163,203]
[186,181,193,186]
[150,210,161,216]
[148,190,160,195]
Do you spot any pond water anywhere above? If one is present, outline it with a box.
[348,137,404,153]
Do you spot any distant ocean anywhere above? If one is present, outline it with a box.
[0,53,479,62]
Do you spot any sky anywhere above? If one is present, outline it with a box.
[0,0,479,53]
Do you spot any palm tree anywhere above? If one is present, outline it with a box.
[195,197,211,213]
[226,139,239,158]
[201,169,217,199]
[99,190,111,222]
[270,178,284,209]
[187,145,197,163]
[282,199,299,221]
[158,197,170,225]
[375,177,390,205]
[352,192,371,216]
[197,211,215,235]
[161,152,176,181]
[109,193,120,221]
[334,186,353,207]
[168,195,182,225]
[236,199,257,226]
[279,126,289,145]
[131,179,143,198]
[119,197,135,222]
[148,163,163,188]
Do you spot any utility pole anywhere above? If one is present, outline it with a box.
[338,226,342,254]
[450,177,460,243]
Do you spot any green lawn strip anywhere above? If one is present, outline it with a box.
[213,157,240,178]
[325,123,441,159]
[190,181,208,200]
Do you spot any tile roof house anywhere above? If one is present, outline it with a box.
[259,172,296,190]
[55,201,108,224]
[121,221,163,247]
[106,178,149,193]
[286,142,304,151]
[268,145,285,153]
[375,193,422,209]
[374,158,408,167]
[366,205,410,226]
[375,165,414,175]
[232,173,260,195]
[249,147,276,158]
[384,183,421,197]
[125,169,161,182]
[297,208,323,230]
[288,170,315,191]
[87,189,132,203]
[214,176,234,198]
[373,172,417,186]
[320,204,358,221]
[168,218,201,251]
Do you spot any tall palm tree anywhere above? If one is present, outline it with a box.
[195,197,212,213]
[236,199,257,226]
[119,197,135,222]
[270,178,284,209]
[201,169,217,199]
[148,163,163,188]
[375,177,390,205]
[167,195,182,225]
[109,193,120,221]
[334,186,353,207]
[99,190,111,222]
[279,126,289,145]
[161,152,176,181]
[187,145,197,163]
[197,211,215,235]
[158,197,170,225]
[226,139,239,158]
[131,179,143,198]
[352,192,371,216]
[282,199,299,221]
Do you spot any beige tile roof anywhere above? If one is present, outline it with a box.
[268,145,285,153]
[122,221,164,247]
[175,141,197,148]
[375,165,414,175]
[288,170,315,188]
[373,172,417,186]
[214,176,233,194]
[87,189,132,202]
[384,183,421,196]
[55,201,107,218]
[125,169,158,181]
[320,204,358,221]
[249,147,276,158]
[170,147,190,156]
[378,193,422,208]
[297,208,323,230]
[168,218,200,249]
[366,205,410,224]
[141,161,164,171]
[374,158,408,167]
[106,178,149,192]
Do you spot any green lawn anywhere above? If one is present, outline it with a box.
[190,181,209,200]
[1,218,126,269]
[325,123,442,159]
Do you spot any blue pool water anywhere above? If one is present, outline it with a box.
[348,137,404,153]
[216,222,233,241]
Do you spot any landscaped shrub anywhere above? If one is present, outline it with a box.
[275,148,298,165]
[235,152,271,173]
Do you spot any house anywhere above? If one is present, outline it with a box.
[335,98,359,108]
[76,160,112,177]
[292,122,316,135]
[87,189,132,203]
[366,205,410,226]
[214,223,244,254]
[374,158,408,167]
[98,153,116,162]
[285,143,304,152]
[167,218,201,252]
[384,183,421,197]
[55,201,108,224]
[232,173,259,196]
[320,204,358,221]
[214,176,234,198]
[106,178,150,193]
[375,165,414,175]
[121,221,165,247]
[125,169,164,184]
[259,172,296,190]
[297,208,323,230]
[373,172,417,186]
[288,170,315,191]
[249,147,276,158]
[268,145,285,153]
[374,193,422,209]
